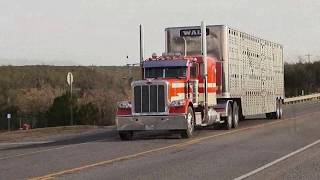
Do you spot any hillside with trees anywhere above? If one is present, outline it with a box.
[0,60,319,130]
[284,61,320,97]
[0,65,140,130]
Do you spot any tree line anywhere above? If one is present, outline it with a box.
[0,60,319,130]
[284,60,320,97]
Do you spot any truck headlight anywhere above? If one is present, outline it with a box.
[170,100,186,107]
[117,101,132,109]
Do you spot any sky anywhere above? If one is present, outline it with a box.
[0,0,319,65]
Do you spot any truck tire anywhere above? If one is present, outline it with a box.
[224,103,233,130]
[278,99,283,119]
[276,99,280,119]
[181,106,195,138]
[232,102,239,128]
[240,114,245,121]
[266,99,281,119]
[266,112,272,119]
[119,131,133,140]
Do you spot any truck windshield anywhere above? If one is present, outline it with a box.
[145,67,186,78]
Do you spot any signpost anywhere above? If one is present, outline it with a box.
[7,113,11,131]
[67,72,74,126]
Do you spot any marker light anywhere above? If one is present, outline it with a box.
[117,101,132,109]
[170,100,186,107]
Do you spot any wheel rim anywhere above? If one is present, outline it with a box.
[187,112,194,134]
[276,101,280,119]
[227,106,232,129]
[233,105,239,127]
[279,102,283,118]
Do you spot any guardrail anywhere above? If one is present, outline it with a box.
[284,93,320,104]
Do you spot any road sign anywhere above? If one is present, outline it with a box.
[67,72,73,86]
[7,114,11,119]
[67,72,74,126]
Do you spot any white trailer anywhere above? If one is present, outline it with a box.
[165,25,284,119]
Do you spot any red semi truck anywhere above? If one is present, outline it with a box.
[116,22,284,140]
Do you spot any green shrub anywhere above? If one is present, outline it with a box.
[47,93,77,127]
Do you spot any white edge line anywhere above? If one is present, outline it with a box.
[233,138,320,180]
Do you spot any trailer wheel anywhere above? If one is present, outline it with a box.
[240,114,245,121]
[232,102,239,128]
[278,99,283,119]
[275,99,283,119]
[266,112,272,119]
[269,99,281,119]
[181,106,194,138]
[266,99,280,119]
[119,131,133,140]
[224,103,233,130]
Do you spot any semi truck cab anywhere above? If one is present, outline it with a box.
[116,54,230,140]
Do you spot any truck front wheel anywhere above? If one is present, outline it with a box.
[119,131,133,140]
[224,103,233,130]
[181,106,195,138]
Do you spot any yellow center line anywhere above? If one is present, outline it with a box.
[28,112,318,180]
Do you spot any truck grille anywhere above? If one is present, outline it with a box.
[134,84,166,113]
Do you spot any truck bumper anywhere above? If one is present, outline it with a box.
[116,114,187,131]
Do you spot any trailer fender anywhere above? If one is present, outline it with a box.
[214,100,233,117]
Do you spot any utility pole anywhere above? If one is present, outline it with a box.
[126,63,140,84]
[305,54,312,63]
[70,82,73,126]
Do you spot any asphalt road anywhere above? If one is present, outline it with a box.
[246,143,320,180]
[0,101,320,180]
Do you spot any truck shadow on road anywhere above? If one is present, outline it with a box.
[0,117,272,151]
[119,117,268,141]
[0,130,118,151]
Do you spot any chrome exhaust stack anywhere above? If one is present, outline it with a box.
[139,24,144,67]
[201,21,208,121]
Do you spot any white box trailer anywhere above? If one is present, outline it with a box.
[165,25,284,117]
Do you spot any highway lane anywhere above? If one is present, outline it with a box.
[0,128,118,160]
[0,101,319,180]
[55,103,320,180]
[246,143,320,180]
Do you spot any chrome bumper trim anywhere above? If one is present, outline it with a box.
[116,115,187,131]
